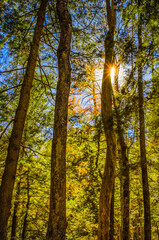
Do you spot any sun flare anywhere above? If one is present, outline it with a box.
[94,64,125,89]
[111,67,115,84]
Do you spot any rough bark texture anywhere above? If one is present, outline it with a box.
[22,174,30,240]
[10,181,20,240]
[119,167,124,240]
[138,1,151,239]
[114,69,130,240]
[109,184,114,240]
[118,128,129,240]
[0,1,48,239]
[98,1,116,238]
[114,104,129,240]
[46,0,72,239]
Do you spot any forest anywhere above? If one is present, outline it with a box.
[0,0,158,239]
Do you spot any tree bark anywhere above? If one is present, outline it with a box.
[46,0,72,239]
[0,1,48,239]
[119,135,129,240]
[114,105,129,240]
[98,1,116,239]
[109,184,115,240]
[22,174,30,240]
[138,1,151,239]
[114,66,130,240]
[10,181,20,240]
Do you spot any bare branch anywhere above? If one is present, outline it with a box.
[22,145,50,157]
[0,84,22,94]
[0,68,26,74]
[0,120,14,140]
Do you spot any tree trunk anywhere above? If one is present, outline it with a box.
[109,184,115,240]
[22,174,30,240]
[114,67,130,240]
[98,1,116,238]
[46,0,72,239]
[138,1,151,239]
[10,181,20,240]
[115,107,129,240]
[121,143,129,240]
[0,1,48,239]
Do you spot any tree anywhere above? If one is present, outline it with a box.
[10,180,20,240]
[98,0,117,239]
[21,173,30,240]
[46,0,72,239]
[0,1,48,238]
[0,0,158,238]
[113,70,130,240]
[138,0,151,239]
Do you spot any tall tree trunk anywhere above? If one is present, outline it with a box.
[109,184,115,240]
[22,174,30,240]
[0,1,48,239]
[10,181,20,240]
[115,106,129,240]
[46,0,72,239]
[114,67,129,240]
[120,139,129,240]
[138,1,151,239]
[98,1,116,239]
[119,167,123,240]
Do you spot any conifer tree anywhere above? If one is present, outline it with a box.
[0,1,48,238]
[46,0,72,239]
[138,0,151,239]
[98,0,116,239]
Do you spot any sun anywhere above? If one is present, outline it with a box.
[94,66,116,87]
[94,64,125,89]
[110,67,115,84]
[110,65,125,87]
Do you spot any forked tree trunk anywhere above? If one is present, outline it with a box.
[46,0,72,239]
[0,1,48,239]
[98,1,116,239]
[138,1,151,239]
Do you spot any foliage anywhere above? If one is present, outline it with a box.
[0,0,158,239]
